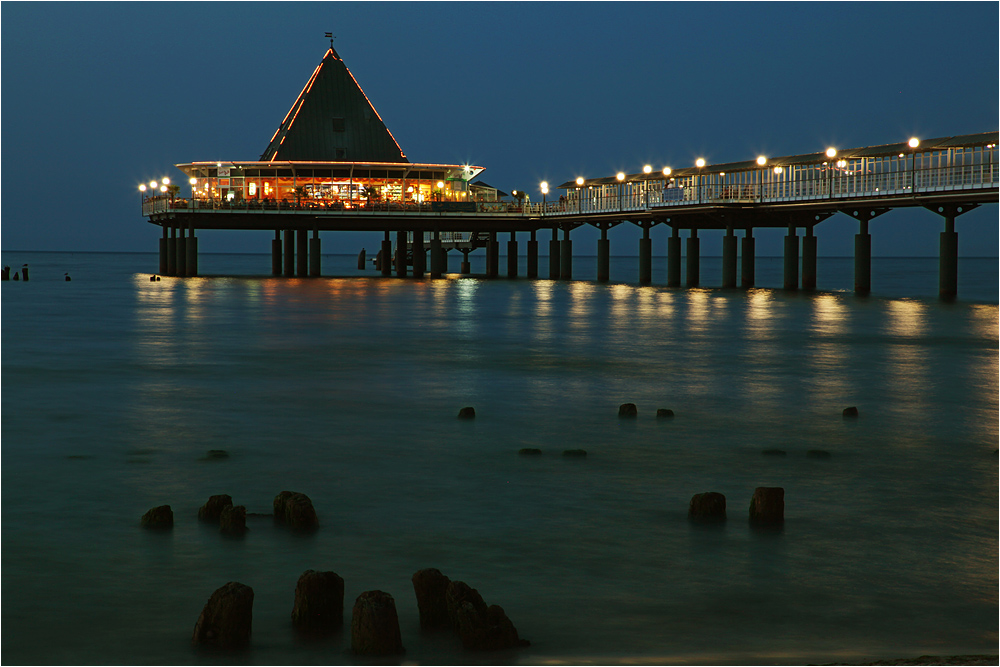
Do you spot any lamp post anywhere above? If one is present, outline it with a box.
[662,167,671,203]
[616,172,625,210]
[540,181,548,216]
[908,137,920,192]
[695,158,706,202]
[642,164,652,206]
[575,177,584,213]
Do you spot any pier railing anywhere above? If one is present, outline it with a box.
[143,161,997,220]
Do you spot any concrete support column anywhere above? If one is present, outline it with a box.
[460,250,471,275]
[430,232,443,278]
[412,232,425,279]
[667,228,681,287]
[176,227,187,277]
[939,215,958,300]
[560,227,573,281]
[548,228,560,279]
[638,228,652,286]
[296,229,308,277]
[685,230,700,287]
[395,231,407,278]
[486,231,499,278]
[271,231,282,276]
[159,227,168,276]
[507,232,518,279]
[309,231,321,277]
[722,227,737,288]
[380,233,392,277]
[186,228,198,277]
[526,229,538,279]
[597,227,610,283]
[783,225,799,290]
[741,230,756,288]
[855,220,871,295]
[802,228,817,291]
[283,230,294,277]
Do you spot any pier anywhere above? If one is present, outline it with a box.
[141,47,998,299]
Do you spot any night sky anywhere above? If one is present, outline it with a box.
[2,2,997,256]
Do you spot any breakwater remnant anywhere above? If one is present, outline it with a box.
[843,406,859,418]
[689,492,727,522]
[656,408,675,418]
[273,491,318,530]
[445,580,529,651]
[749,487,784,525]
[292,570,344,634]
[618,403,638,417]
[192,581,254,649]
[457,406,476,419]
[198,495,233,521]
[351,590,404,655]
[141,505,173,529]
[220,505,247,535]
[412,568,452,631]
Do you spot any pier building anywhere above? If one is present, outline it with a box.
[141,45,998,299]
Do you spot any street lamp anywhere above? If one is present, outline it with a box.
[695,159,705,202]
[908,137,920,190]
[541,181,549,215]
[642,165,652,206]
[616,172,625,209]
[575,177,584,212]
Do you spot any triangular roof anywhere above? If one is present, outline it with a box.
[260,48,407,163]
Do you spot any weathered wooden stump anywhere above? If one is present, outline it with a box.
[457,407,476,419]
[618,403,638,417]
[689,492,727,522]
[749,487,785,525]
[198,495,233,522]
[656,408,675,418]
[842,406,859,418]
[141,505,173,529]
[351,590,404,655]
[220,505,246,535]
[291,570,344,633]
[273,491,318,530]
[192,582,254,649]
[412,568,452,631]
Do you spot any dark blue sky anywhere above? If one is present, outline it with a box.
[2,1,997,256]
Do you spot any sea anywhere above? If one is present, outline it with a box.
[2,251,997,666]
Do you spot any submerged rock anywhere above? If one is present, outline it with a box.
[562,449,587,457]
[457,407,476,420]
[192,581,254,649]
[204,449,229,460]
[761,448,787,457]
[351,590,404,655]
[807,449,832,459]
[198,495,233,522]
[292,570,344,633]
[689,492,727,522]
[618,403,638,418]
[141,505,173,529]
[842,406,859,418]
[656,408,675,419]
[749,487,784,525]
[412,568,452,631]
[518,448,542,456]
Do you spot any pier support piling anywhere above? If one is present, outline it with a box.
[929,204,976,300]
[741,229,755,288]
[296,230,308,277]
[486,231,499,278]
[638,224,652,285]
[721,226,737,288]
[381,232,392,277]
[186,228,198,277]
[667,228,681,287]
[160,227,168,276]
[526,230,538,279]
[686,229,700,287]
[460,249,471,275]
[854,220,872,295]
[176,227,187,277]
[284,230,294,277]
[560,226,573,281]
[783,225,799,290]
[309,230,321,277]
[430,232,443,278]
[395,231,407,278]
[597,231,610,283]
[802,227,817,291]
[167,227,177,277]
[412,232,425,279]
[549,228,560,280]
[272,231,282,276]
[507,232,518,279]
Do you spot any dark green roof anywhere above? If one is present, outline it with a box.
[260,48,407,163]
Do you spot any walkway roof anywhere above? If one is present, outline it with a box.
[558,131,999,188]
[260,47,408,163]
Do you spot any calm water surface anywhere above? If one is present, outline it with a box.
[2,252,997,665]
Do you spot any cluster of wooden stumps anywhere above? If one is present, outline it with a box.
[189,569,528,654]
